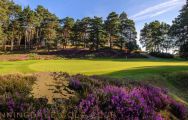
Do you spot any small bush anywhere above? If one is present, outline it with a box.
[127,53,148,58]
[28,53,40,60]
[69,79,82,90]
[170,100,188,120]
[150,52,174,58]
[180,52,188,58]
[0,74,36,96]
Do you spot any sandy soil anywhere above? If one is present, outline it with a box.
[31,72,74,103]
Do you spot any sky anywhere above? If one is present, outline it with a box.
[13,0,186,46]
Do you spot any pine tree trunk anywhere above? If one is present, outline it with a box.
[25,31,27,50]
[11,39,14,51]
[3,39,6,51]
[120,40,123,51]
[36,29,39,51]
[109,34,112,49]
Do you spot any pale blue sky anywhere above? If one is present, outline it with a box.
[13,0,186,45]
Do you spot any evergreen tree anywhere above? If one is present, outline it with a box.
[0,0,140,52]
[171,0,188,57]
[42,14,59,51]
[0,0,10,50]
[117,12,138,51]
[20,6,36,49]
[80,17,91,48]
[105,12,120,49]
[72,19,82,47]
[89,17,106,50]
[140,21,172,53]
[35,5,50,50]
[60,17,74,48]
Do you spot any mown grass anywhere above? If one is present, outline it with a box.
[0,58,188,104]
[0,58,188,77]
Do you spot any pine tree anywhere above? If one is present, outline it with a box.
[89,17,106,50]
[140,21,172,53]
[61,17,74,48]
[171,0,188,57]
[105,12,120,49]
[117,12,138,51]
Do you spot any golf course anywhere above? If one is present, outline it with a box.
[1,0,188,119]
[0,58,188,78]
[1,58,188,105]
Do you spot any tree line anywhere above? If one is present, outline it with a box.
[1,0,188,57]
[0,0,139,52]
[140,0,188,57]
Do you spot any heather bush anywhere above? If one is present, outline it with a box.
[170,100,188,120]
[67,84,188,120]
[149,52,174,58]
[50,73,188,120]
[0,74,65,120]
[0,74,36,95]
[2,73,185,120]
[74,86,161,119]
[68,74,104,92]
[0,94,63,119]
[133,85,170,111]
[69,79,82,90]
[28,53,40,60]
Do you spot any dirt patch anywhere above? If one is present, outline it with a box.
[0,54,28,61]
[32,72,74,103]
[0,54,58,61]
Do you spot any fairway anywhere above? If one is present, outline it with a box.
[0,59,188,78]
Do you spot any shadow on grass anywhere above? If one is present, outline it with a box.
[102,65,188,78]
[100,65,188,105]
[65,57,188,63]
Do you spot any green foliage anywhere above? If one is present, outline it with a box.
[140,21,173,53]
[60,17,75,48]
[171,1,188,57]
[89,17,106,50]
[149,52,174,58]
[0,0,140,52]
[105,12,120,48]
[116,12,138,51]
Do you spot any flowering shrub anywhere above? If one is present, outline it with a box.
[0,73,187,120]
[0,94,61,119]
[170,100,188,120]
[69,79,82,90]
[0,74,36,95]
[68,74,104,93]
[71,85,188,120]
[0,74,63,120]
[131,85,170,111]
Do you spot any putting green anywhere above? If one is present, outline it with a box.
[0,59,188,78]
